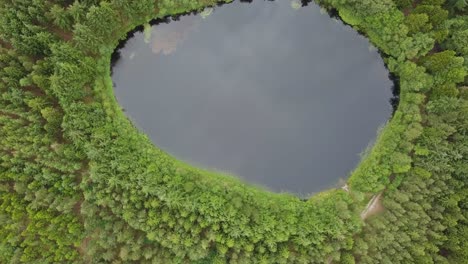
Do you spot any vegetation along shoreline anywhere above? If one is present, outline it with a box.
[0,0,466,263]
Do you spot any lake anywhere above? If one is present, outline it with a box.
[111,0,394,196]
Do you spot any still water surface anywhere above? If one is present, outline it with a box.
[112,0,393,195]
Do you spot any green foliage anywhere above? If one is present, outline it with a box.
[443,16,468,55]
[0,0,467,263]
[353,95,467,263]
[414,4,449,27]
[405,13,433,34]
[394,0,413,9]
[421,50,467,93]
[446,0,468,13]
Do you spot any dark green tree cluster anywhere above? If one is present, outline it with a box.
[348,92,467,264]
[334,0,468,263]
[0,1,88,262]
[0,0,466,263]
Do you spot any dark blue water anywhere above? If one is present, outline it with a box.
[112,0,393,195]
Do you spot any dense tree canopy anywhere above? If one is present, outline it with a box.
[0,0,466,263]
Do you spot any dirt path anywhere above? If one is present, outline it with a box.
[360,192,384,220]
[325,191,385,263]
[341,184,350,192]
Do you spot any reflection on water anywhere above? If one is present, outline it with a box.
[150,16,199,55]
[291,1,301,10]
[112,0,394,196]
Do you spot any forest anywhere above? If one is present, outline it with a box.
[0,0,466,263]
